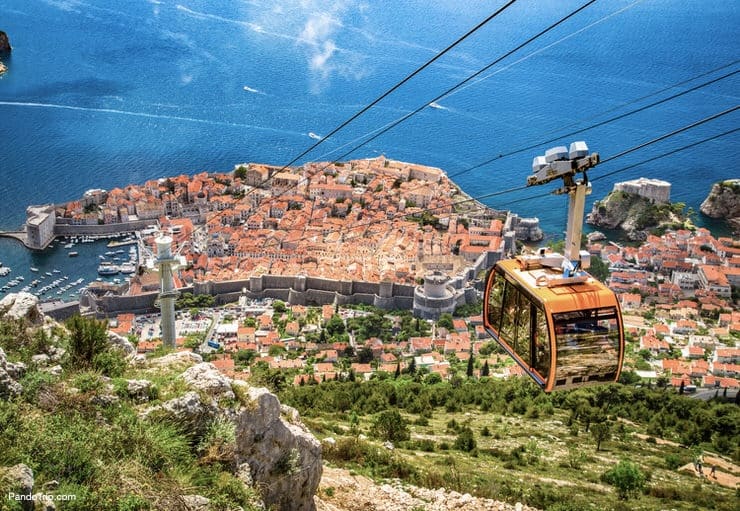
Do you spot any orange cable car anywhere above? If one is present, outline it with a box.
[483,257,624,392]
[482,142,625,391]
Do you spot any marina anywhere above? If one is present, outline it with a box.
[0,232,140,303]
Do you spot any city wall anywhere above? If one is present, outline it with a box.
[91,273,420,317]
[53,219,154,236]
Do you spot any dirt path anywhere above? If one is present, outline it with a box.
[678,455,740,490]
[315,466,542,511]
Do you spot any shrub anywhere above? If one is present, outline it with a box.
[453,427,476,452]
[602,459,646,499]
[371,410,409,442]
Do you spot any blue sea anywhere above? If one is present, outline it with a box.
[0,0,738,299]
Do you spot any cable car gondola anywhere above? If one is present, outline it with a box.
[482,142,624,392]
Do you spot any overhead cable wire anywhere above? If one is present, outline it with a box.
[180,1,520,247]
[276,0,519,170]
[314,0,599,168]
[446,67,740,180]
[245,0,600,237]
[254,106,739,250]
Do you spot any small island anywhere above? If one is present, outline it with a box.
[587,177,688,240]
[0,30,11,76]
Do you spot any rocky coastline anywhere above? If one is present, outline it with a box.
[700,179,740,234]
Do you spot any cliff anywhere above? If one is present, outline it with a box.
[586,190,686,241]
[700,179,740,233]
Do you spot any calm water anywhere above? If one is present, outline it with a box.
[1,0,738,298]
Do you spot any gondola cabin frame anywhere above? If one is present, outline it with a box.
[483,257,625,392]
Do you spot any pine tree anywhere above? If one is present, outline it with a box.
[408,357,416,375]
[394,362,401,379]
[481,360,490,377]
[466,350,474,378]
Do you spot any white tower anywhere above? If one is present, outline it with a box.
[155,235,180,348]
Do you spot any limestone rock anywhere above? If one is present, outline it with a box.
[0,293,43,325]
[1,464,34,511]
[181,362,235,401]
[107,331,136,356]
[126,379,154,402]
[235,387,322,511]
[147,351,202,369]
[0,348,24,399]
[31,354,50,367]
[142,391,216,436]
[180,495,210,510]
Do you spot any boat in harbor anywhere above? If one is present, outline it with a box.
[69,251,79,257]
[97,261,119,276]
[30,267,39,272]
[119,262,136,274]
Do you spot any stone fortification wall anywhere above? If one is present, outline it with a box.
[96,273,419,316]
[54,219,154,236]
[39,301,80,321]
[613,177,671,203]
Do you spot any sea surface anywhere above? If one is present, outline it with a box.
[0,0,738,300]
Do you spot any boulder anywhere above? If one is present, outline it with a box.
[126,379,154,402]
[0,348,24,399]
[0,293,43,325]
[147,351,202,369]
[180,495,210,510]
[141,391,216,437]
[107,331,136,356]
[181,362,235,401]
[235,387,322,511]
[1,464,34,511]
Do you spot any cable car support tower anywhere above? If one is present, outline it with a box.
[154,235,182,349]
[522,141,599,285]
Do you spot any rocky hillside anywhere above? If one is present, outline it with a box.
[700,179,740,233]
[587,190,686,241]
[0,292,320,511]
[0,293,544,511]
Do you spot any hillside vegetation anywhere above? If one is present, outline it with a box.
[280,376,739,511]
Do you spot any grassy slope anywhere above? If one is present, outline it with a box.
[300,394,738,511]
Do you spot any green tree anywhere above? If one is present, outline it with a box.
[371,410,409,442]
[394,362,401,379]
[357,346,374,364]
[481,360,490,377]
[591,421,611,452]
[326,314,346,336]
[589,255,610,283]
[466,351,474,378]
[234,165,247,180]
[273,300,287,314]
[437,313,454,331]
[602,459,646,499]
[65,315,110,370]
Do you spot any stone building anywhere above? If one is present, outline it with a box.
[613,177,671,203]
[25,204,56,249]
